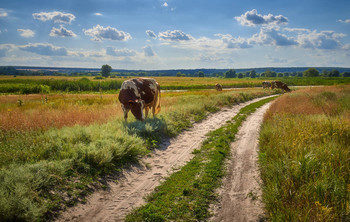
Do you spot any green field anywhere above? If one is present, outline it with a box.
[0,76,349,221]
[1,75,350,94]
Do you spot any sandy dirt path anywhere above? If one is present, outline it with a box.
[57,96,273,222]
[210,102,272,222]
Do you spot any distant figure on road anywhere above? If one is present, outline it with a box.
[271,80,291,93]
[262,81,271,89]
[215,83,223,91]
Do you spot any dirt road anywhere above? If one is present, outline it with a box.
[211,102,272,222]
[57,96,273,222]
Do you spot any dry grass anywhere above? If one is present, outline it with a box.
[0,94,122,131]
[264,86,347,119]
[0,88,267,132]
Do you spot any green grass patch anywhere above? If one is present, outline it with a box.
[125,96,278,221]
[259,86,350,221]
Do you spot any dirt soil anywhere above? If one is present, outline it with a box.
[56,96,273,222]
[211,102,272,222]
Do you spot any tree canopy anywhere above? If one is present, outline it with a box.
[101,64,112,78]
[303,68,319,77]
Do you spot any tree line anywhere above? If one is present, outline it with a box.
[1,65,350,78]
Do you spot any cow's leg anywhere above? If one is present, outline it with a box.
[145,106,149,119]
[121,104,129,121]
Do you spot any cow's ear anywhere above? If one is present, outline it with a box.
[128,100,134,106]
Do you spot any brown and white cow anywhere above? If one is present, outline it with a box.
[271,80,291,92]
[118,78,161,121]
[262,81,271,89]
[215,83,223,91]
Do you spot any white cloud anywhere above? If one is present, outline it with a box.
[250,27,298,46]
[143,45,155,57]
[32,11,75,24]
[338,19,350,23]
[216,34,252,49]
[17,29,35,38]
[19,43,68,56]
[146,30,157,39]
[158,30,193,41]
[0,8,8,17]
[162,2,168,7]
[84,24,131,41]
[0,44,13,57]
[94,13,103,16]
[235,9,288,27]
[296,30,346,49]
[106,47,136,57]
[50,26,77,37]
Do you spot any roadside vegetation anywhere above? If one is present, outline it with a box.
[0,87,275,221]
[125,96,277,221]
[259,85,350,221]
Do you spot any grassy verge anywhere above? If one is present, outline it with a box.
[0,90,276,221]
[259,85,350,221]
[125,96,278,221]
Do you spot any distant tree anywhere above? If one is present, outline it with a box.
[322,70,330,77]
[224,69,236,78]
[101,64,112,78]
[197,71,205,77]
[250,70,257,78]
[277,73,283,77]
[138,72,146,77]
[297,72,303,77]
[343,72,350,77]
[303,68,319,77]
[283,72,290,77]
[237,73,244,78]
[329,69,340,77]
[263,69,277,77]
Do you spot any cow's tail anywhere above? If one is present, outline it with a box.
[154,83,161,114]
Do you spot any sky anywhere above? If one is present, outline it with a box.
[0,0,350,70]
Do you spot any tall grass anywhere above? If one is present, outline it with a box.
[259,85,350,221]
[0,89,276,221]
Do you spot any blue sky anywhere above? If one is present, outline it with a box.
[0,0,349,69]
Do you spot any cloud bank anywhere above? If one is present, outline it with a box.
[19,43,68,56]
[235,9,288,27]
[158,30,193,41]
[50,26,76,37]
[84,24,131,41]
[106,47,136,57]
[143,45,155,57]
[17,29,35,38]
[33,11,76,24]
[146,30,157,39]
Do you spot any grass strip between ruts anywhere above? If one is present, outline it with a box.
[125,96,278,221]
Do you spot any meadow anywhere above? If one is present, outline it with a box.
[1,75,350,94]
[259,85,350,221]
[0,79,276,221]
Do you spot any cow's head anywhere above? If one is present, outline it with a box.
[129,99,145,121]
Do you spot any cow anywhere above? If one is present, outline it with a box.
[262,81,271,89]
[215,83,223,91]
[118,78,161,121]
[271,80,291,92]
